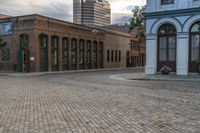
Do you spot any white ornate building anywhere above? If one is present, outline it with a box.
[145,0,200,75]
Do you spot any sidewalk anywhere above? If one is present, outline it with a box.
[0,67,144,77]
[118,72,200,82]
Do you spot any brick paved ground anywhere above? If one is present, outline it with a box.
[0,69,200,133]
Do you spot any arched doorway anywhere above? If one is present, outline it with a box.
[51,36,59,71]
[86,40,92,69]
[62,37,68,70]
[18,34,30,72]
[39,34,48,72]
[189,21,200,72]
[79,39,85,69]
[157,24,177,72]
[93,41,98,69]
[71,38,77,70]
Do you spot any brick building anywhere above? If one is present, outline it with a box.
[104,24,146,67]
[0,14,138,72]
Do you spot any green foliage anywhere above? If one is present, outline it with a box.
[129,7,145,41]
[0,38,7,49]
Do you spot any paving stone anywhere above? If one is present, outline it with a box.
[0,69,199,133]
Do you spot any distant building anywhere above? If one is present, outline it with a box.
[0,14,138,72]
[145,0,200,75]
[73,0,111,26]
[0,14,11,19]
[104,24,146,67]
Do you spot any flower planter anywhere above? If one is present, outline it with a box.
[161,71,170,75]
[160,65,172,75]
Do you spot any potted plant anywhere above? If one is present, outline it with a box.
[160,65,172,75]
[196,59,200,74]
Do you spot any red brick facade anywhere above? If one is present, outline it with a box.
[0,14,139,72]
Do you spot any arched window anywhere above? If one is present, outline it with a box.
[20,34,29,49]
[19,34,30,72]
[161,0,174,5]
[51,36,59,71]
[86,40,91,68]
[39,34,48,48]
[99,42,103,68]
[190,22,200,61]
[79,39,85,69]
[157,24,177,71]
[71,38,77,69]
[189,21,200,72]
[39,34,48,72]
[62,37,68,69]
[93,41,97,68]
[119,50,121,62]
[111,50,114,62]
[158,24,176,35]
[190,21,200,32]
[107,50,110,62]
[115,50,118,62]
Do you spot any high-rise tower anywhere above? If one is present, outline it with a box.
[73,0,111,26]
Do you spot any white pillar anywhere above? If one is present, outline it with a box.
[176,33,188,75]
[145,34,157,74]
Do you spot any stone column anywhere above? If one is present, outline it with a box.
[48,34,52,71]
[176,33,188,75]
[145,34,157,74]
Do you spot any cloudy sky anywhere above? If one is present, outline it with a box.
[0,0,146,24]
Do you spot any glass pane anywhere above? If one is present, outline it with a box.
[20,35,29,49]
[168,36,176,61]
[159,37,167,61]
[86,41,91,64]
[79,40,84,64]
[191,35,199,61]
[191,23,200,32]
[161,0,174,5]
[158,24,176,34]
[62,47,68,65]
[63,39,68,49]
[51,37,58,65]
[54,50,57,64]
[41,36,47,48]
[44,37,47,48]
[71,39,77,65]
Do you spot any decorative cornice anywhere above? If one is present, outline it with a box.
[144,7,200,18]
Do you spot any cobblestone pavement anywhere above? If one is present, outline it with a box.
[0,69,200,133]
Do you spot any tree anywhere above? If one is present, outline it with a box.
[129,7,145,42]
[0,38,6,49]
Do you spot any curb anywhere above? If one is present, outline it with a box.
[0,67,144,77]
[111,73,200,82]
